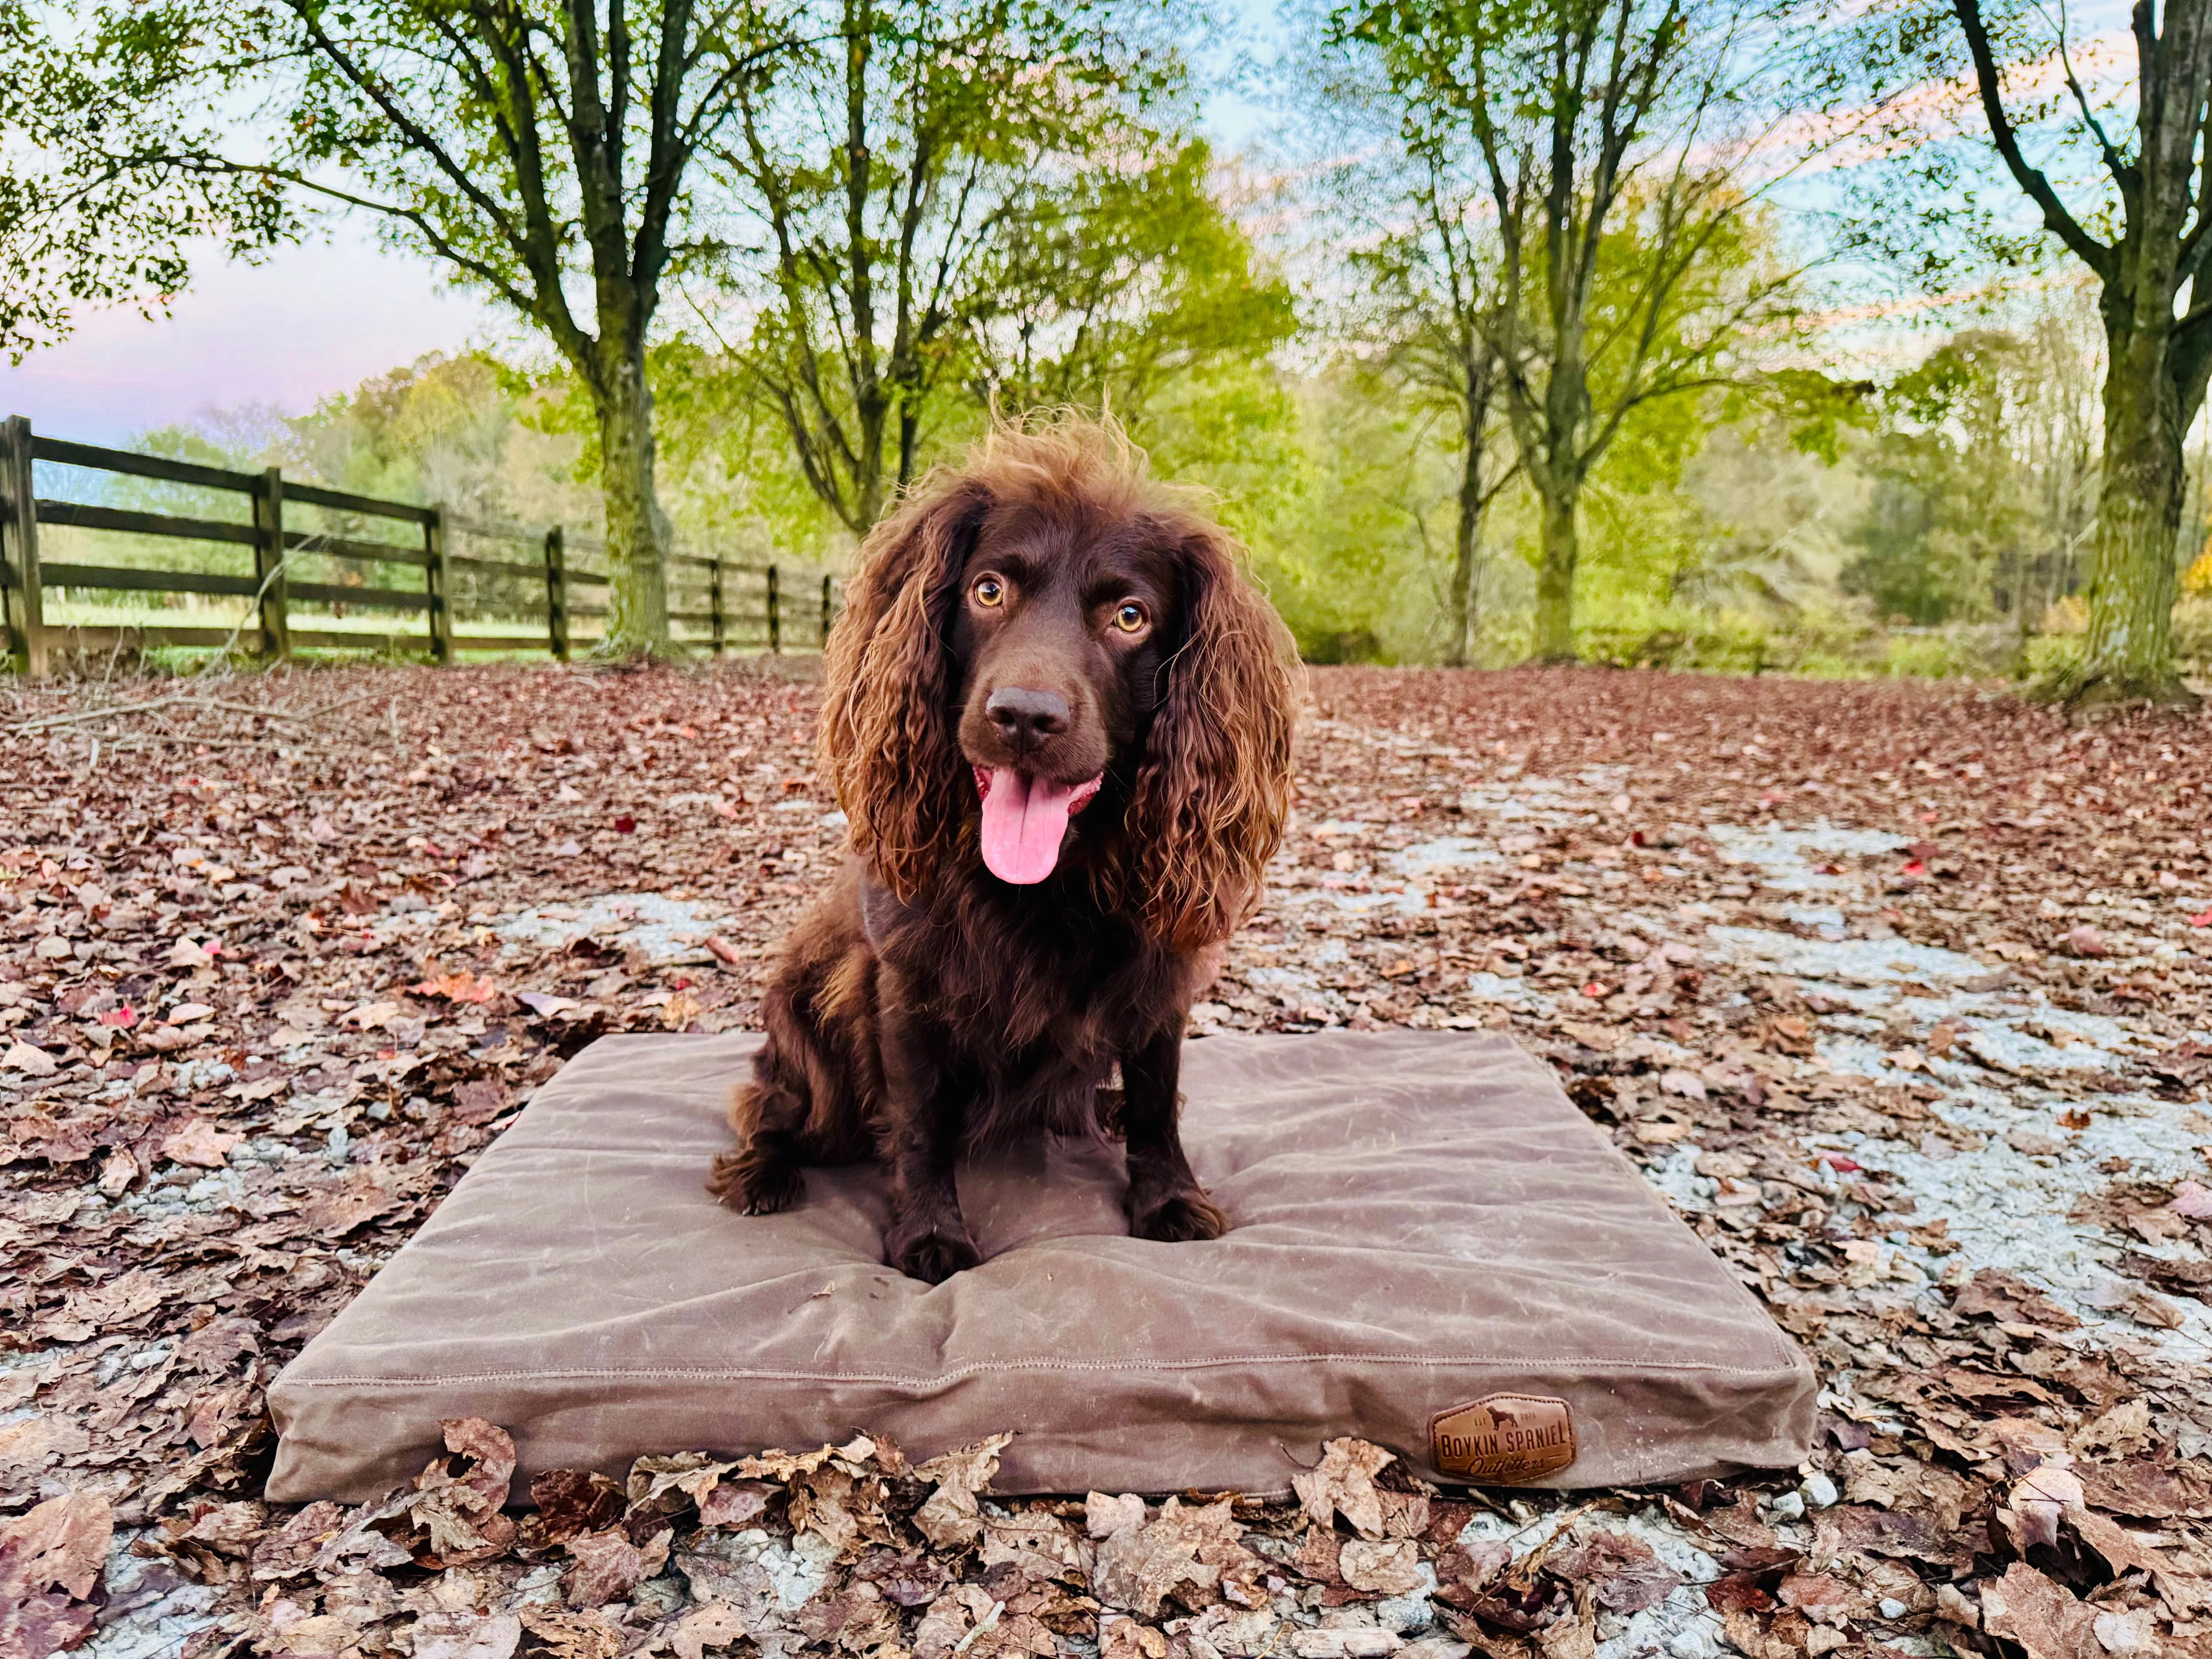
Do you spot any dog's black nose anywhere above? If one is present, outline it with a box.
[986,685,1070,749]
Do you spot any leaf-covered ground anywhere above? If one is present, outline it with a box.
[3,663,2209,1659]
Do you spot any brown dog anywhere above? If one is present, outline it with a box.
[707,417,1298,1282]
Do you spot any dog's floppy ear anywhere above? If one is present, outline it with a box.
[819,477,989,902]
[1124,517,1301,952]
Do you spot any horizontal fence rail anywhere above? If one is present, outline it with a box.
[0,416,838,675]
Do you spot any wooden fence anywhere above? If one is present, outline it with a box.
[0,416,835,675]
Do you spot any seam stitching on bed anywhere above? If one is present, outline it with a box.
[280,1352,1807,1388]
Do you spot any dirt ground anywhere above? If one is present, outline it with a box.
[2,663,2209,1659]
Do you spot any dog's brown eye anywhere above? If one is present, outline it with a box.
[972,575,1005,608]
[1112,600,1149,634]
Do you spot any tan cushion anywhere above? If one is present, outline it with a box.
[266,1030,1813,1502]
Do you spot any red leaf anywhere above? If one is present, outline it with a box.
[613,814,637,834]
[414,961,499,1003]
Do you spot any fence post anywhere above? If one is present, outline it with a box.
[543,526,569,661]
[2,416,46,677]
[254,465,291,661]
[426,505,452,663]
[709,555,725,655]
[821,573,834,646]
[766,563,781,654]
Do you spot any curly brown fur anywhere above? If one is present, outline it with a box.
[708,415,1299,1281]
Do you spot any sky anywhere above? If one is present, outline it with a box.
[0,7,1286,451]
[0,225,515,447]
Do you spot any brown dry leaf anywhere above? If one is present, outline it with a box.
[910,1592,970,1659]
[1340,1538,1425,1596]
[0,1491,113,1659]
[666,1602,750,1659]
[1978,1563,2100,1659]
[529,1470,627,1543]
[1097,1616,1171,1659]
[412,1612,523,1659]
[2078,1457,2212,1520]
[1534,1609,1595,1659]
[564,1528,655,1608]
[2066,1506,2171,1583]
[2085,1276,2186,1329]
[628,1452,739,1512]
[1086,1493,1146,1539]
[1092,1511,1215,1618]
[449,1079,512,1125]
[1774,1573,1853,1623]
[1546,1532,1683,1615]
[0,1415,90,1477]
[736,1436,868,1484]
[979,1512,1089,1583]
[252,1501,350,1582]
[910,1432,1013,1549]
[2009,1459,2086,1552]
[519,1609,630,1659]
[0,1491,111,1600]
[2069,1399,2154,1460]
[159,1117,244,1169]
[1291,1438,1395,1540]
[298,1180,398,1239]
[1814,1505,1972,1570]
[696,1478,777,1530]
[409,1418,520,1565]
[1951,1267,2080,1330]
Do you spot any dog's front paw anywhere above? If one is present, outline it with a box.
[708,1149,804,1215]
[1131,1188,1228,1243]
[886,1222,983,1284]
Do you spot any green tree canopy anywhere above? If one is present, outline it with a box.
[95,0,825,653]
[699,0,1287,534]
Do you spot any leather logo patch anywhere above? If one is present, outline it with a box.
[1430,1394,1577,1484]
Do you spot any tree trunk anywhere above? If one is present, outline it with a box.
[2070,317,2197,706]
[1446,394,1486,668]
[1532,486,1579,663]
[596,350,672,656]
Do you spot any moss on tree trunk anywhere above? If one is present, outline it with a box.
[1533,489,1579,664]
[595,354,671,658]
[2061,321,2200,708]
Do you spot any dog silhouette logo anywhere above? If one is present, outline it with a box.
[1429,1394,1575,1484]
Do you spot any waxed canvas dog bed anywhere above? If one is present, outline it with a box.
[266,1030,1814,1502]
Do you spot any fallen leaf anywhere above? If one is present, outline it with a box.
[2,1041,57,1077]
[414,1613,523,1659]
[2169,1179,2212,1219]
[563,1528,653,1608]
[1978,1562,2099,1659]
[667,1602,749,1659]
[1291,1437,1395,1540]
[0,1491,113,1659]
[160,1117,244,1168]
[1548,1530,1684,1614]
[910,1433,1013,1549]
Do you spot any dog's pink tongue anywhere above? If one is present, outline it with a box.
[980,768,1080,884]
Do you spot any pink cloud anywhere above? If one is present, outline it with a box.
[0,220,510,445]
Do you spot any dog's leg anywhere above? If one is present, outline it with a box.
[1120,1021,1227,1242]
[708,973,819,1214]
[877,1006,982,1283]
[708,1071,809,1215]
